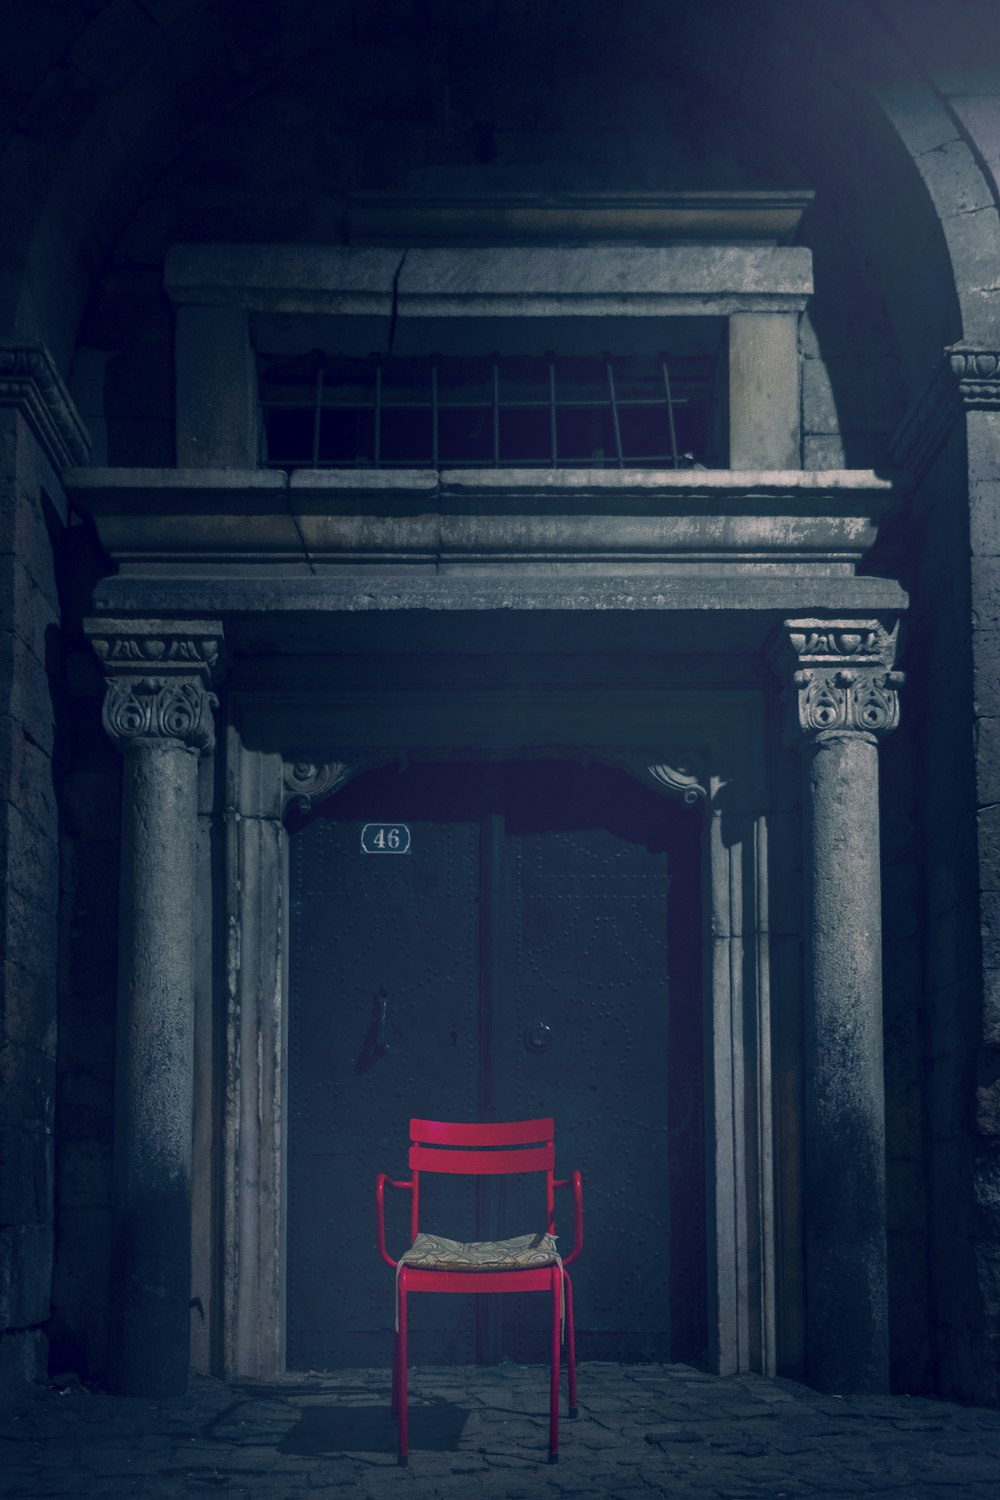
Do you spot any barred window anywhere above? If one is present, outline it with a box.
[258,342,725,471]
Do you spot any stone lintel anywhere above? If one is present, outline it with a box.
[164,242,812,318]
[0,340,91,470]
[89,576,910,622]
[890,344,1000,479]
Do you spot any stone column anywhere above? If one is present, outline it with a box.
[85,620,224,1397]
[771,619,903,1394]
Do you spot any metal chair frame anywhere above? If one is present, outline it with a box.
[376,1117,583,1465]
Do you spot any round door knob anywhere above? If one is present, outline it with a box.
[524,1021,552,1053]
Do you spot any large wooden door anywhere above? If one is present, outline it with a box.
[286,761,704,1370]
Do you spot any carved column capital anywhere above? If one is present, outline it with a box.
[84,619,225,755]
[769,618,904,745]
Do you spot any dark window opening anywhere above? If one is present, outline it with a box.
[259,349,722,470]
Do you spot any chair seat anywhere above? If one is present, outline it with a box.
[399,1230,560,1271]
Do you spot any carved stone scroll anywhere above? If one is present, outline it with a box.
[282,758,363,812]
[645,754,708,805]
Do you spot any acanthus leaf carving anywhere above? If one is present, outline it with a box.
[85,619,225,758]
[793,667,904,738]
[88,633,223,673]
[102,676,218,753]
[773,618,904,744]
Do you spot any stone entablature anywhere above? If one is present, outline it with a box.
[65,466,907,577]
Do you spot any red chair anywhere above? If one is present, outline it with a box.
[376,1117,583,1465]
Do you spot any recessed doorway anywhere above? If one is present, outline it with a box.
[285,758,705,1370]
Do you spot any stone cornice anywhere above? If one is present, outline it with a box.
[346,190,816,245]
[0,341,91,470]
[890,344,1000,480]
[84,619,225,755]
[769,618,904,743]
[64,466,907,574]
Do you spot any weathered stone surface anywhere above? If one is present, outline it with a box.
[0,632,55,755]
[0,1223,53,1327]
[915,139,996,219]
[0,1327,45,1398]
[976,1050,1000,1136]
[0,800,59,918]
[175,305,256,467]
[0,949,57,1054]
[0,1122,51,1225]
[7,1363,1000,1494]
[974,716,1000,805]
[729,312,800,468]
[0,715,56,833]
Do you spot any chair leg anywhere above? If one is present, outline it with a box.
[565,1270,578,1419]
[548,1268,560,1463]
[397,1283,409,1466]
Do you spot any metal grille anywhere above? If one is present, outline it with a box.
[259,351,717,470]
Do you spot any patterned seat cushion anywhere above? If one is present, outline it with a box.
[399,1230,560,1271]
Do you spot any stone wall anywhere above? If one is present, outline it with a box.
[0,408,64,1396]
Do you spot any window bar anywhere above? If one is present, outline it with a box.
[373,359,382,469]
[431,361,439,469]
[548,354,558,468]
[492,357,500,468]
[661,357,679,469]
[605,356,624,467]
[311,361,324,469]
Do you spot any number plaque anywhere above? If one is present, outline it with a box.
[361,823,411,854]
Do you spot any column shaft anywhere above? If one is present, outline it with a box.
[770,617,903,1394]
[86,619,223,1398]
[803,730,888,1393]
[111,741,199,1396]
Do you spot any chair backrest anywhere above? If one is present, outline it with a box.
[408,1118,556,1238]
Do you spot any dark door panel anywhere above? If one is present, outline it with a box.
[286,760,704,1370]
[287,769,482,1368]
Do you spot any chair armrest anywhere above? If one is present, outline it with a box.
[555,1171,583,1266]
[375,1173,413,1268]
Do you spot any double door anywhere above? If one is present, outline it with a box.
[286,759,704,1368]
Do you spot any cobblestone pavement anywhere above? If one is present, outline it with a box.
[3,1362,1000,1499]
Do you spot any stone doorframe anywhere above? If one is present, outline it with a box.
[221,674,777,1385]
